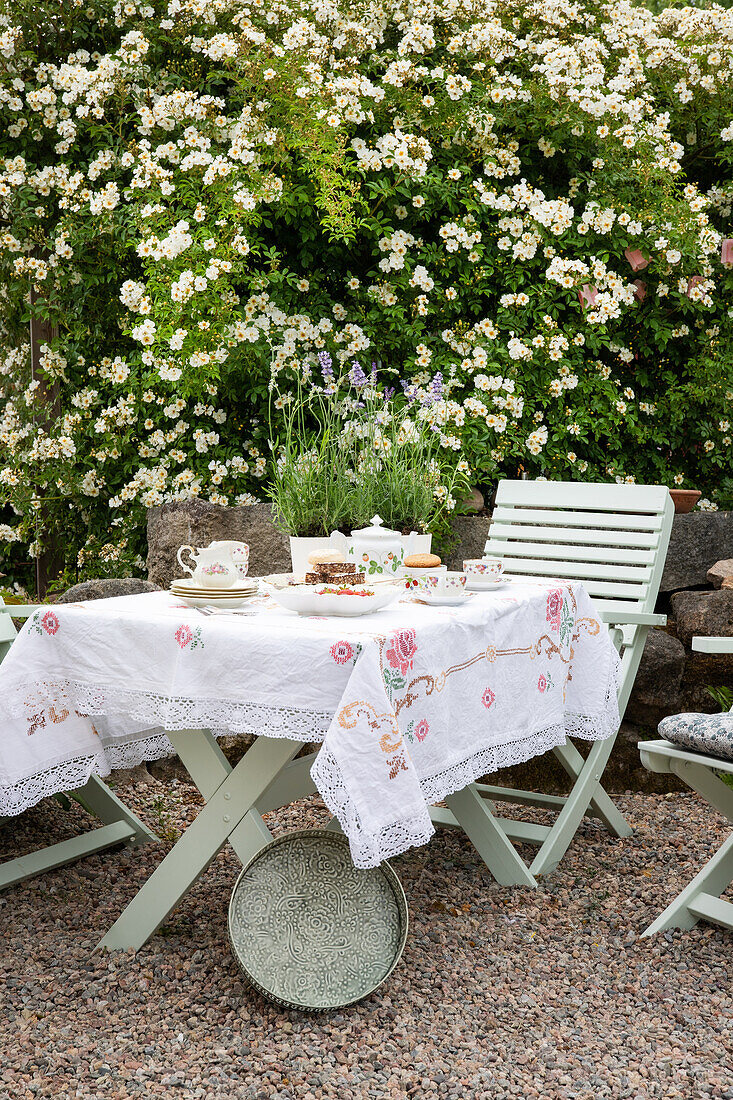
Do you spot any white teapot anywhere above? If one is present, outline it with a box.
[330,515,418,578]
[177,540,250,588]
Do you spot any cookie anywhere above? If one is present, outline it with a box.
[307,549,345,565]
[404,553,442,569]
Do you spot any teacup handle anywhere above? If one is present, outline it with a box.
[177,545,197,577]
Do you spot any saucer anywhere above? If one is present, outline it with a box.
[465,577,511,592]
[412,591,474,607]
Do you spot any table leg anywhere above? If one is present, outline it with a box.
[98,735,300,952]
[170,729,278,865]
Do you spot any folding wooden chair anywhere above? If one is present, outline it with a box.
[431,479,674,886]
[639,635,733,936]
[0,598,157,890]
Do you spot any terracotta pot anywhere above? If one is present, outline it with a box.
[669,489,701,514]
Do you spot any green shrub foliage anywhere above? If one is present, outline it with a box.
[1,0,732,586]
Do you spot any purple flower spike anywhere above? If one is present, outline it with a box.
[370,361,378,383]
[430,371,444,400]
[383,386,395,400]
[318,350,334,380]
[350,361,367,388]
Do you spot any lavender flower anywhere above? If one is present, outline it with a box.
[318,350,334,381]
[383,386,396,400]
[370,361,378,384]
[430,371,444,400]
[350,361,367,388]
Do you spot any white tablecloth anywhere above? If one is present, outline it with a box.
[0,585,620,867]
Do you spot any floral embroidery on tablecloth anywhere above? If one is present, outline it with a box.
[174,624,204,649]
[30,610,60,637]
[383,629,418,699]
[482,687,496,709]
[537,671,555,693]
[330,640,362,665]
[337,699,408,779]
[404,716,429,745]
[546,589,574,647]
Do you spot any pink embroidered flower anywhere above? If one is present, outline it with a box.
[385,629,417,676]
[175,624,193,648]
[538,675,548,693]
[415,719,429,742]
[482,687,495,709]
[42,611,59,636]
[330,640,354,664]
[546,589,562,629]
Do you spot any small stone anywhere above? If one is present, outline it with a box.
[707,559,733,589]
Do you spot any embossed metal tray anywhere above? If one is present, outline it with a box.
[228,829,408,1011]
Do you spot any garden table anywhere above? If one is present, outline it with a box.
[0,585,620,950]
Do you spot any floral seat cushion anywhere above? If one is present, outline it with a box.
[658,711,733,762]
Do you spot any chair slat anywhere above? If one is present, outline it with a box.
[486,523,661,549]
[498,557,649,589]
[495,479,670,513]
[491,506,663,531]
[486,539,656,567]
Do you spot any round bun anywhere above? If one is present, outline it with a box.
[307,549,345,565]
[404,553,442,569]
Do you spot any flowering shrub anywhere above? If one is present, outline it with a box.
[1,0,733,588]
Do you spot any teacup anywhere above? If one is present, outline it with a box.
[402,564,446,590]
[418,570,467,595]
[464,558,503,582]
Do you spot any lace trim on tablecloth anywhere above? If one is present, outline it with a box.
[313,693,621,869]
[0,732,174,816]
[0,677,334,741]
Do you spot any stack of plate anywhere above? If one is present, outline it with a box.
[170,577,260,609]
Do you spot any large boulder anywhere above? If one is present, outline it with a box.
[661,511,733,593]
[146,501,291,588]
[670,588,733,647]
[446,515,491,570]
[57,578,160,603]
[625,629,686,726]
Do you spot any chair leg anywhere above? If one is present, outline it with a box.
[530,737,619,877]
[552,739,632,839]
[642,831,733,936]
[445,785,537,888]
[71,775,157,846]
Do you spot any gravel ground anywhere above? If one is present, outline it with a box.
[1,777,732,1100]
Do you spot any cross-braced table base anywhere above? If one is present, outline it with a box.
[98,730,319,951]
[640,739,733,936]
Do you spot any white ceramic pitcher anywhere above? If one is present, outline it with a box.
[177,540,250,588]
[330,515,418,578]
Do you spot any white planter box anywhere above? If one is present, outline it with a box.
[290,533,432,575]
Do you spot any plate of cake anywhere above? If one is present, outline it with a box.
[263,582,400,618]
